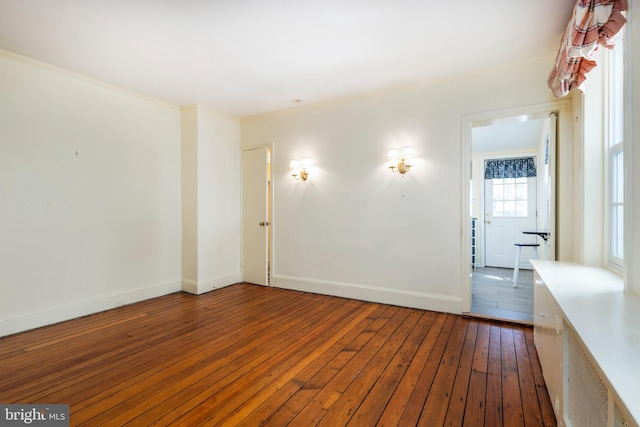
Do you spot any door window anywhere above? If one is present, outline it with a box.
[492,177,528,217]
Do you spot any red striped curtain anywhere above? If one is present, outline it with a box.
[548,0,627,97]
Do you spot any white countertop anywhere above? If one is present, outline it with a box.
[531,260,640,425]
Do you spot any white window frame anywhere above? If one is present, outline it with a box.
[605,30,625,271]
[609,143,624,268]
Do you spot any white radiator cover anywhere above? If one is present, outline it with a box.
[615,404,633,427]
[565,324,608,427]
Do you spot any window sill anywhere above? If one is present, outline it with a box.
[531,260,639,426]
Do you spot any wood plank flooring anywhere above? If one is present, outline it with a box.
[0,284,556,426]
[471,267,534,323]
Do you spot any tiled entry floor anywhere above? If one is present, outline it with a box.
[471,266,534,323]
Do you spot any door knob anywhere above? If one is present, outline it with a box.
[259,221,269,226]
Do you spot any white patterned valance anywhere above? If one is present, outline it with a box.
[484,157,537,179]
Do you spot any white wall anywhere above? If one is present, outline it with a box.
[242,56,563,312]
[0,52,182,336]
[195,106,242,292]
[181,108,199,285]
[180,106,242,294]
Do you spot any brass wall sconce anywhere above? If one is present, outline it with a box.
[290,158,309,181]
[387,146,414,174]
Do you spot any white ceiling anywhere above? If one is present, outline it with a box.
[0,0,575,117]
[473,119,548,154]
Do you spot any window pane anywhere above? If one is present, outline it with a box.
[613,205,624,258]
[504,201,516,216]
[611,35,624,147]
[504,184,515,200]
[491,176,529,217]
[607,31,624,269]
[493,183,504,200]
[613,151,624,203]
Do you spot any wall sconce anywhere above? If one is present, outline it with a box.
[290,158,309,181]
[387,146,414,174]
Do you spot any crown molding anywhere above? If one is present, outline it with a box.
[0,48,179,111]
[180,104,240,122]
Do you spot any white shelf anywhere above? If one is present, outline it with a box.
[531,260,640,426]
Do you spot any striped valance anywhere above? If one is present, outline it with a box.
[548,0,627,97]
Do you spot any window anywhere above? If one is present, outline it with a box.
[484,157,536,218]
[610,147,623,263]
[607,32,624,269]
[492,178,528,217]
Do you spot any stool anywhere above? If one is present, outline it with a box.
[513,243,539,287]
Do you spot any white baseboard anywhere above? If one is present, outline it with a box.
[181,272,242,295]
[272,274,462,314]
[0,280,182,337]
[1,274,460,337]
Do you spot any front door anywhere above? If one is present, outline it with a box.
[484,171,537,268]
[242,147,269,286]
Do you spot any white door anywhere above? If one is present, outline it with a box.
[242,147,269,286]
[484,173,537,268]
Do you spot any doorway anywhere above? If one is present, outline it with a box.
[483,158,538,269]
[475,155,539,322]
[242,146,272,286]
[462,105,559,323]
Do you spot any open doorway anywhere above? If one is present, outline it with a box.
[482,155,538,269]
[464,108,557,323]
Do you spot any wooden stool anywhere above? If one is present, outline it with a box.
[513,243,539,287]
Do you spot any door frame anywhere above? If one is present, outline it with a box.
[479,152,538,269]
[241,143,274,286]
[461,101,572,313]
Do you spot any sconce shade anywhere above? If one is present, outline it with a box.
[387,145,414,175]
[290,157,309,181]
[402,146,415,158]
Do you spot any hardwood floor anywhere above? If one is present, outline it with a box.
[0,284,556,426]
